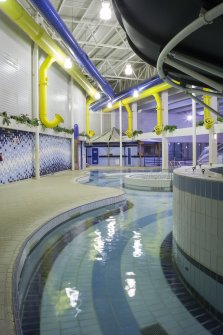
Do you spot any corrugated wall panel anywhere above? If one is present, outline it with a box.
[102,113,111,132]
[41,55,70,128]
[91,111,101,135]
[71,83,86,132]
[0,13,32,117]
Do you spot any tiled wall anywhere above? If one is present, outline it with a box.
[173,171,223,314]
[39,134,71,176]
[0,128,72,184]
[0,128,35,184]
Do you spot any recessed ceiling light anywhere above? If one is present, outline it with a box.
[100,1,112,20]
[107,102,112,108]
[94,92,101,100]
[64,57,72,69]
[133,90,139,98]
[125,63,133,76]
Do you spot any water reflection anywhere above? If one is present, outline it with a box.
[65,287,82,317]
[106,216,116,242]
[94,229,105,261]
[125,272,136,298]
[132,231,143,257]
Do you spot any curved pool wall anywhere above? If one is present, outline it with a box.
[173,165,223,319]
[13,180,126,334]
[123,172,172,191]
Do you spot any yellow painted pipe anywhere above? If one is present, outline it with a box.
[203,93,215,129]
[103,82,171,112]
[122,103,133,138]
[0,0,98,99]
[153,93,163,135]
[39,56,64,128]
[86,98,95,137]
[102,82,171,136]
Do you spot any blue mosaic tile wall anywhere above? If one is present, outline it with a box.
[39,134,71,176]
[0,128,35,184]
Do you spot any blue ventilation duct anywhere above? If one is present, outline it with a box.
[90,76,163,111]
[29,0,115,99]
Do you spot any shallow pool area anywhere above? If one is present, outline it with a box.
[18,171,223,335]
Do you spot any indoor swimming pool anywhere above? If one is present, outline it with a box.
[19,171,223,335]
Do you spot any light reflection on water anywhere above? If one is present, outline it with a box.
[36,170,173,335]
[125,272,136,298]
[132,231,143,258]
[65,287,82,317]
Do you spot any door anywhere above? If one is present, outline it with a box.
[92,148,99,165]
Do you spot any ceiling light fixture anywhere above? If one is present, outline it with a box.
[107,102,112,108]
[133,90,139,98]
[100,1,112,20]
[94,92,101,100]
[125,63,133,76]
[64,57,72,69]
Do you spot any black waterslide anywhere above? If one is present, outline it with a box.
[112,0,223,86]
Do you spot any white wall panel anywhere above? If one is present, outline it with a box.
[71,82,86,132]
[40,57,70,128]
[91,111,101,135]
[102,113,111,132]
[0,13,32,117]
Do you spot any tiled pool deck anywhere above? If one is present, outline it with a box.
[0,169,126,335]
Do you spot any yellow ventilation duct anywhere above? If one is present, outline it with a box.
[39,56,64,128]
[153,93,163,135]
[86,98,95,137]
[203,92,215,129]
[102,82,171,136]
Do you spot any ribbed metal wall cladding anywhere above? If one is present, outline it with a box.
[0,13,32,118]
[40,53,71,129]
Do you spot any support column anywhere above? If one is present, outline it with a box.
[111,111,116,128]
[119,101,123,167]
[100,110,103,134]
[132,102,138,130]
[161,91,169,170]
[32,43,40,179]
[209,96,218,165]
[69,79,75,170]
[192,97,197,166]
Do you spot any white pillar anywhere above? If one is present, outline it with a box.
[69,79,75,170]
[161,91,169,170]
[192,97,197,166]
[100,110,103,134]
[32,43,40,179]
[119,101,123,167]
[132,102,138,130]
[111,111,116,128]
[209,96,218,165]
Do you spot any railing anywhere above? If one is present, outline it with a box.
[144,156,162,166]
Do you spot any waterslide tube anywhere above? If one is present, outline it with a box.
[91,76,163,111]
[39,56,64,128]
[0,0,99,99]
[29,0,115,99]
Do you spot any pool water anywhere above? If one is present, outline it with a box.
[20,171,217,335]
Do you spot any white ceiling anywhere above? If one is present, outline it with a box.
[18,0,223,115]
[28,0,157,93]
